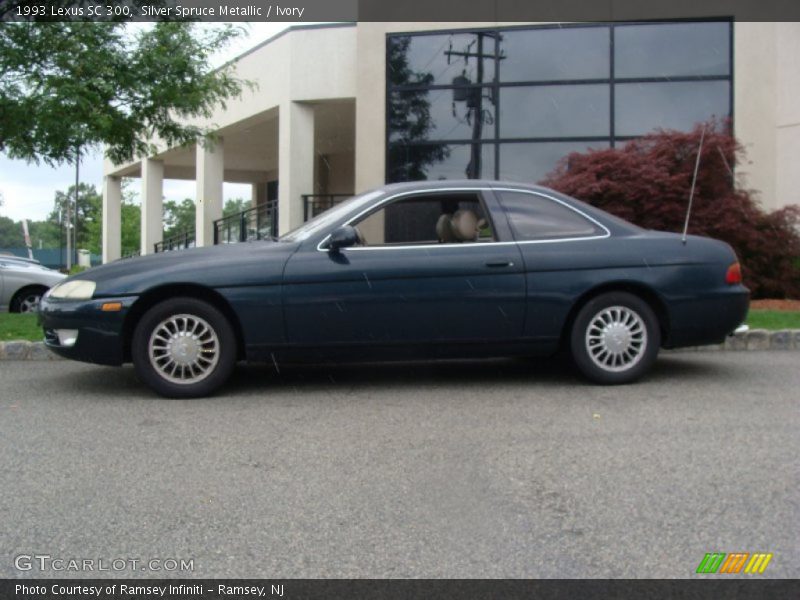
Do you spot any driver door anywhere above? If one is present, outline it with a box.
[282,189,525,347]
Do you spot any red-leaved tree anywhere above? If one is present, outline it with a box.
[541,121,800,299]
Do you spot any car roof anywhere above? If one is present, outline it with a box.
[374,179,642,235]
[378,179,547,194]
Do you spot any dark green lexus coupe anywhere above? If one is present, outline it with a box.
[39,181,749,397]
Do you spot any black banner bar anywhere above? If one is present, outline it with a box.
[2,0,800,22]
[3,579,799,600]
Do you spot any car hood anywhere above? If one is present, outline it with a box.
[68,241,299,297]
[4,263,66,282]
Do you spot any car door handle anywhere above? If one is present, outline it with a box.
[485,260,514,268]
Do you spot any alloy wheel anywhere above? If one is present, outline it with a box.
[147,314,220,384]
[585,305,648,372]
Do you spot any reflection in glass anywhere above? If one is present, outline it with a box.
[501,26,610,82]
[387,23,732,185]
[389,89,495,142]
[615,22,730,78]
[499,141,610,184]
[388,33,496,87]
[499,85,609,138]
[615,81,730,137]
[388,143,496,183]
[387,37,451,178]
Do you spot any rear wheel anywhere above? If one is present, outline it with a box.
[131,297,237,398]
[570,292,660,384]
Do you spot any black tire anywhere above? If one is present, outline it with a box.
[11,286,47,313]
[569,292,660,384]
[131,297,237,398]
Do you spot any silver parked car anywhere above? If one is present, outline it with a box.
[0,256,66,313]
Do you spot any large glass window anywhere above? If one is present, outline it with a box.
[387,33,496,87]
[614,22,730,78]
[389,88,495,142]
[501,26,610,82]
[499,142,610,184]
[499,85,609,138]
[615,81,730,137]
[387,143,495,182]
[387,21,732,185]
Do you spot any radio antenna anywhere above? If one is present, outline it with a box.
[682,124,707,244]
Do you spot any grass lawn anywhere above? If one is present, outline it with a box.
[746,309,800,331]
[0,313,43,342]
[0,309,799,344]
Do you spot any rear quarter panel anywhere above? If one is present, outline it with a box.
[517,232,748,347]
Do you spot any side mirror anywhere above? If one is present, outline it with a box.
[328,225,359,252]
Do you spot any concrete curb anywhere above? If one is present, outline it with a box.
[1,329,799,360]
[663,328,800,353]
[0,341,63,361]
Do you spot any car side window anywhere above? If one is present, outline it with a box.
[497,190,604,240]
[351,193,495,246]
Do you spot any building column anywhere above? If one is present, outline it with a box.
[196,139,224,247]
[250,182,268,208]
[251,183,259,208]
[278,101,314,234]
[140,158,164,255]
[102,176,122,263]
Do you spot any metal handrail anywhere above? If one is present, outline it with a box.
[302,193,353,221]
[154,230,195,253]
[213,200,278,245]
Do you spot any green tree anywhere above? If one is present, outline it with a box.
[162,198,195,239]
[119,180,140,256]
[50,183,102,254]
[0,21,248,166]
[26,219,61,249]
[121,200,141,256]
[0,215,24,248]
[223,197,249,217]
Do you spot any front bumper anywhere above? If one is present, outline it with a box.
[38,295,137,366]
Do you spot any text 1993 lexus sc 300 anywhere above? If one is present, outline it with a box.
[39,181,749,397]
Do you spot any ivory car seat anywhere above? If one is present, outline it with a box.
[450,209,479,242]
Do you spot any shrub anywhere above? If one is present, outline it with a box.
[541,121,800,299]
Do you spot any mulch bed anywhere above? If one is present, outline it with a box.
[750,299,800,311]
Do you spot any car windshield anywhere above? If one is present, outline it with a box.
[279,190,385,243]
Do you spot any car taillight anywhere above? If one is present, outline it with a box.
[725,262,742,285]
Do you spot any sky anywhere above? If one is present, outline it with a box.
[0,22,306,222]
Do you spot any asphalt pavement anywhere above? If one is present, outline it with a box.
[1,352,797,578]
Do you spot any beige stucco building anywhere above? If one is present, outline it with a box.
[101,20,800,263]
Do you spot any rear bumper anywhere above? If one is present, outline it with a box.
[665,286,750,348]
[38,295,136,366]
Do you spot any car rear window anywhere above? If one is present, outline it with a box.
[497,190,605,241]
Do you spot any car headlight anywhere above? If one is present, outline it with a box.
[48,280,96,300]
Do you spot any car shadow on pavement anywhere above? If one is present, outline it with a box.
[227,356,574,392]
[41,352,737,400]
[221,352,735,396]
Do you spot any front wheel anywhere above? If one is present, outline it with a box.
[570,292,660,384]
[131,298,237,398]
[12,287,46,313]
